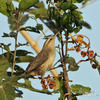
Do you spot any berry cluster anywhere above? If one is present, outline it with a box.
[71,34,100,71]
[74,45,94,57]
[41,75,56,89]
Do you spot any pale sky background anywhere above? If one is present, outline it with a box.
[0,0,100,100]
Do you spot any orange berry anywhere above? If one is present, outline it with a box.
[81,51,86,57]
[46,75,51,84]
[74,45,81,52]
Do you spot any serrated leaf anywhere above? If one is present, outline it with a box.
[0,0,14,16]
[0,83,15,100]
[19,0,39,11]
[70,84,91,95]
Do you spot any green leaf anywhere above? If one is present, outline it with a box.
[2,32,16,38]
[81,21,91,29]
[19,0,39,11]
[70,84,91,95]
[0,43,11,53]
[0,83,16,100]
[27,2,48,18]
[14,88,23,98]
[16,50,33,56]
[64,56,79,71]
[2,33,9,37]
[8,16,16,30]
[28,8,48,19]
[16,56,34,63]
[68,64,79,71]
[59,78,67,100]
[8,14,29,31]
[18,14,29,26]
[0,0,14,16]
[64,56,76,65]
[20,26,40,33]
[36,24,43,31]
[24,79,32,87]
[59,2,71,11]
[53,78,60,91]
[48,7,60,20]
[35,1,45,8]
[17,42,29,47]
[0,56,11,72]
[14,65,25,74]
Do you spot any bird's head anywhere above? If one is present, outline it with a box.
[43,33,57,48]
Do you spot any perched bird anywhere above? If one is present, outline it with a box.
[25,34,57,78]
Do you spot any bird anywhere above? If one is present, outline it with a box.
[25,34,57,79]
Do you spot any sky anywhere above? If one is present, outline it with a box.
[0,0,100,100]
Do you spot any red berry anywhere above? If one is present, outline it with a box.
[42,84,48,89]
[49,84,55,89]
[41,79,45,85]
[87,50,94,56]
[49,80,56,89]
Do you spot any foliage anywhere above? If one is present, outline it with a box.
[0,0,99,100]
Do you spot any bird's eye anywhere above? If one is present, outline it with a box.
[50,38,52,40]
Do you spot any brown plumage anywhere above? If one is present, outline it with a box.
[25,34,56,78]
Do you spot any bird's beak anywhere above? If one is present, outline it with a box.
[53,32,58,37]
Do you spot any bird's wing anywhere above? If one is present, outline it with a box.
[26,49,49,73]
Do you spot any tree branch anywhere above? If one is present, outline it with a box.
[61,33,72,100]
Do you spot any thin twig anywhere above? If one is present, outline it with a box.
[63,93,71,100]
[12,31,18,75]
[77,59,89,64]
